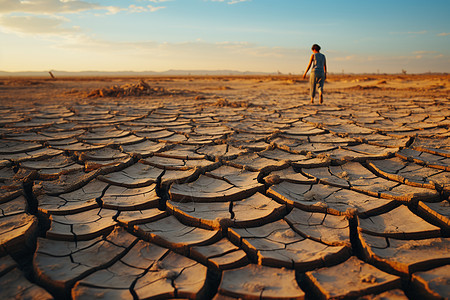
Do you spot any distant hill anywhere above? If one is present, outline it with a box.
[0,69,275,77]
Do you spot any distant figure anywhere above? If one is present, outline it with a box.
[303,44,327,104]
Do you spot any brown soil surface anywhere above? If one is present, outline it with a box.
[0,74,449,300]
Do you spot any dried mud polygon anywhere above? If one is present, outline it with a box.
[305,256,401,299]
[218,264,304,299]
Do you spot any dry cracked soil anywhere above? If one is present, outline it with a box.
[0,74,449,299]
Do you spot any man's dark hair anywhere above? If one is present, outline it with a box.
[312,44,321,51]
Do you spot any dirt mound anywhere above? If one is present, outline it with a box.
[214,98,254,108]
[0,79,51,87]
[347,85,383,90]
[87,80,168,98]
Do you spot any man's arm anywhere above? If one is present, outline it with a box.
[303,54,314,79]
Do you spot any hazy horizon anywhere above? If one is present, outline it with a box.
[1,0,449,74]
[1,69,448,77]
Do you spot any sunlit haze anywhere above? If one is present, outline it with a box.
[1,0,449,74]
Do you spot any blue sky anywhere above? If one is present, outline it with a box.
[0,0,449,73]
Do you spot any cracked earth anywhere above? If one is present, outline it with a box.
[0,75,449,299]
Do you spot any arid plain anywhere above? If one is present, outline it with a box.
[0,74,449,299]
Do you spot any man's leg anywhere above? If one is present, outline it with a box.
[310,72,316,103]
[318,74,324,104]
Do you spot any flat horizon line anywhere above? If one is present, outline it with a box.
[0,69,448,77]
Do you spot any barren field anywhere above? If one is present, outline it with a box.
[0,74,449,299]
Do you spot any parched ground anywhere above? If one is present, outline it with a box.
[0,74,449,299]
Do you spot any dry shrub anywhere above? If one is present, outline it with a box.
[214,98,253,108]
[87,80,168,98]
